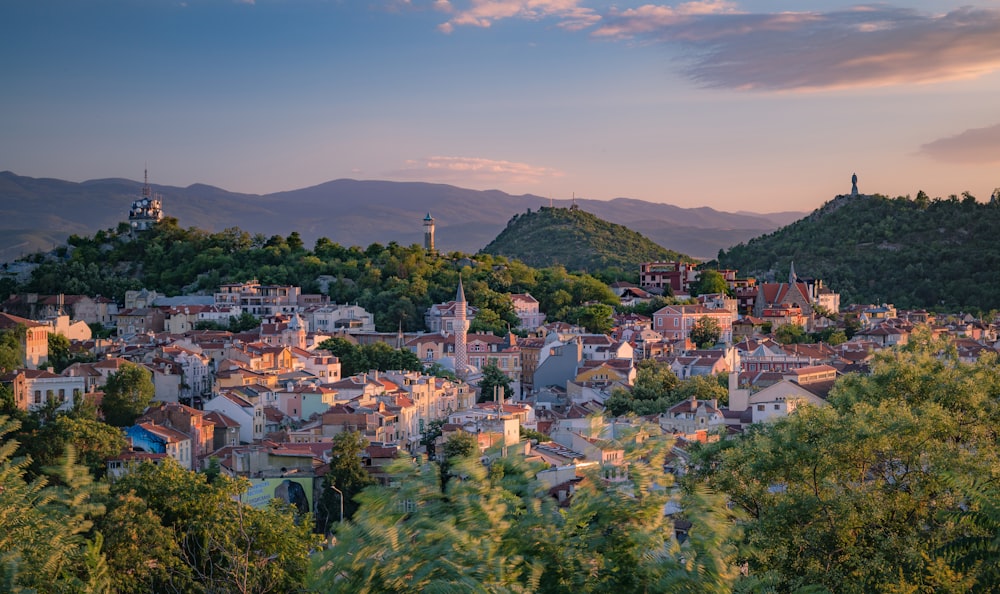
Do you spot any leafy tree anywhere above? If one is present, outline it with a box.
[693,329,1000,592]
[567,303,614,334]
[317,430,376,533]
[312,430,741,593]
[478,363,513,403]
[773,322,811,344]
[101,363,155,427]
[673,374,728,408]
[108,458,321,594]
[0,327,24,373]
[690,316,722,348]
[693,269,728,296]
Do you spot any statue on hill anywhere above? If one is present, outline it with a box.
[851,173,859,196]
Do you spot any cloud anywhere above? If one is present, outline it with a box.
[919,123,1000,164]
[593,4,1000,91]
[437,0,599,34]
[390,156,564,185]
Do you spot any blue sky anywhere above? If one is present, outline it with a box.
[2,0,999,213]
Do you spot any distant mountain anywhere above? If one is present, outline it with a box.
[0,171,800,263]
[480,207,692,272]
[718,192,1000,311]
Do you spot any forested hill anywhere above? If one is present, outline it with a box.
[480,206,693,273]
[718,192,1000,311]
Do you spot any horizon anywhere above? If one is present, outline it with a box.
[2,1,999,212]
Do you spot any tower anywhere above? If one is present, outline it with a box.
[789,261,797,285]
[454,277,469,379]
[851,173,859,196]
[129,168,164,234]
[423,213,436,253]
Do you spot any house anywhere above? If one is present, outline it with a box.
[126,422,195,470]
[639,261,699,294]
[660,396,725,434]
[138,402,216,469]
[214,281,310,317]
[652,305,735,344]
[2,368,85,413]
[730,364,838,424]
[204,391,265,444]
[115,308,165,338]
[0,312,49,369]
[424,299,478,333]
[510,293,546,329]
[203,410,241,451]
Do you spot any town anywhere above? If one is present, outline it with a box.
[2,184,998,593]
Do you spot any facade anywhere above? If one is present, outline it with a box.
[510,293,545,329]
[0,312,49,369]
[639,261,699,294]
[214,281,307,317]
[651,304,736,344]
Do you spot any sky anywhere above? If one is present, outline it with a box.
[2,0,999,213]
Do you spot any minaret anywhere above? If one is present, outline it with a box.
[454,277,469,379]
[423,213,436,253]
[789,261,797,285]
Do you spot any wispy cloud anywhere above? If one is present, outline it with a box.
[593,4,1000,91]
[436,0,599,34]
[390,156,564,185]
[424,2,1000,91]
[919,123,1000,165]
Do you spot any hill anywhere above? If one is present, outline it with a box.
[718,192,1000,311]
[0,171,798,263]
[480,206,692,273]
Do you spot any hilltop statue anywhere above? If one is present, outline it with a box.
[851,173,859,196]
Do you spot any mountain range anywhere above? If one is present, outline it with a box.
[0,171,803,263]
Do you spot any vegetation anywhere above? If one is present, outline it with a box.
[719,192,1000,311]
[690,316,722,348]
[310,429,741,593]
[316,431,376,533]
[316,337,423,377]
[12,218,624,334]
[481,206,692,274]
[477,363,513,404]
[691,328,1000,591]
[604,360,728,416]
[100,362,155,427]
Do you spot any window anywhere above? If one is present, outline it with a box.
[774,404,781,410]
[757,404,765,411]
[34,390,42,404]
[59,389,66,402]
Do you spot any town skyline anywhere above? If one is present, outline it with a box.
[3,0,1000,212]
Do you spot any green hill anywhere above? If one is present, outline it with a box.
[718,192,1000,311]
[480,206,693,273]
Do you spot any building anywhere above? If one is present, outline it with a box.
[510,293,545,329]
[0,312,48,369]
[128,169,164,233]
[639,261,699,294]
[651,304,736,344]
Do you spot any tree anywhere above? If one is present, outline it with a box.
[108,458,321,594]
[690,316,722,348]
[692,330,1000,592]
[0,327,24,373]
[101,363,155,427]
[317,430,376,533]
[568,303,614,334]
[311,429,742,593]
[693,269,728,296]
[773,322,810,344]
[477,363,513,403]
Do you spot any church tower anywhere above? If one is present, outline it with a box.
[423,213,436,253]
[283,312,307,350]
[454,277,469,379]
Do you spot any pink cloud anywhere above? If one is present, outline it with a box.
[919,123,1000,165]
[437,0,599,33]
[390,156,564,185]
[594,5,1000,91]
